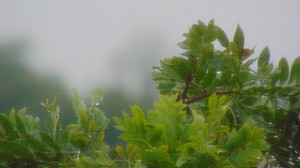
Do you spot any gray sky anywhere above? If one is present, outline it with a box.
[1,0,300,95]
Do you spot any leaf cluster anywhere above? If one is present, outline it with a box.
[152,19,300,167]
[114,94,268,168]
[0,87,114,168]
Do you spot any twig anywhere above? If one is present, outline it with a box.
[184,90,239,104]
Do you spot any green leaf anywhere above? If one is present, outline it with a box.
[69,132,90,150]
[39,132,60,150]
[278,57,289,85]
[72,89,87,116]
[13,111,27,135]
[91,87,104,105]
[216,26,229,48]
[25,134,48,152]
[0,114,17,138]
[58,130,69,149]
[208,93,218,115]
[203,67,216,89]
[152,72,165,81]
[258,47,270,68]
[115,145,126,159]
[289,57,300,85]
[6,141,34,158]
[238,70,250,84]
[233,25,245,55]
[244,58,257,68]
[0,150,16,163]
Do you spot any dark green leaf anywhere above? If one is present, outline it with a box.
[6,141,33,158]
[39,132,60,150]
[13,111,26,135]
[203,67,216,89]
[0,114,17,138]
[25,134,48,152]
[58,130,69,150]
[278,57,289,85]
[289,57,300,85]
[238,70,250,84]
[0,150,16,163]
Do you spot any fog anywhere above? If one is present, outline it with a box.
[1,0,300,96]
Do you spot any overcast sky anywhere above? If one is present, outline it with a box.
[1,0,300,95]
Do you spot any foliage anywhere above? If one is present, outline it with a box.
[1,20,300,168]
[0,88,112,168]
[114,94,268,168]
[152,19,300,167]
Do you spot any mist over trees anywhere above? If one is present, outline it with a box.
[0,36,163,145]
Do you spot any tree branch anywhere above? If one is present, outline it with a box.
[181,76,193,101]
[184,90,239,104]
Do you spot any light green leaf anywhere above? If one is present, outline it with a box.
[216,26,229,48]
[115,145,126,159]
[258,47,270,68]
[208,93,218,115]
[244,58,257,68]
[233,25,245,54]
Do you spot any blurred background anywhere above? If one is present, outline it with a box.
[1,0,300,145]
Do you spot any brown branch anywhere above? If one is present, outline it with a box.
[184,90,240,104]
[181,76,193,101]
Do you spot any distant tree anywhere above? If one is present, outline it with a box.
[0,41,74,126]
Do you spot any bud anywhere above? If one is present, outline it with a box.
[188,54,197,62]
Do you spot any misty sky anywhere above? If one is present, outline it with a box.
[1,0,300,95]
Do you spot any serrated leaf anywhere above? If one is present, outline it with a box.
[0,114,18,138]
[13,111,26,135]
[177,42,189,50]
[289,57,300,85]
[258,47,270,68]
[152,72,165,81]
